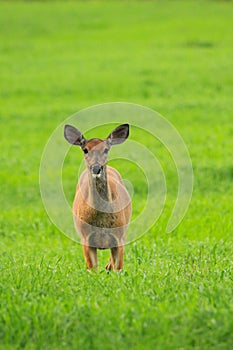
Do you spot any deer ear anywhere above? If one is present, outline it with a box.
[107,124,129,145]
[64,125,86,147]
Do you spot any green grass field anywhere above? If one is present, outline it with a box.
[1,1,233,349]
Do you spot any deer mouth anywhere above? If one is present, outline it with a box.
[92,173,102,179]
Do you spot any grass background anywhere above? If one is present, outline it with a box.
[0,1,233,349]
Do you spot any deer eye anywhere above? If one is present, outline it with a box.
[104,148,109,154]
[83,148,88,154]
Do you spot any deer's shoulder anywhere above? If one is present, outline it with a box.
[107,166,122,181]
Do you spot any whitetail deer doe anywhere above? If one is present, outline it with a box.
[64,124,132,271]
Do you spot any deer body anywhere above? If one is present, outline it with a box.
[64,124,131,270]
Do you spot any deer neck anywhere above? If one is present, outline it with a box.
[89,166,110,208]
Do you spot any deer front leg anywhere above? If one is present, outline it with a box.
[107,246,124,270]
[106,255,114,271]
[82,245,98,271]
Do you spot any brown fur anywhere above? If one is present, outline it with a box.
[64,124,131,271]
[73,165,131,270]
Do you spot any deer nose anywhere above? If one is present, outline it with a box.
[92,164,102,175]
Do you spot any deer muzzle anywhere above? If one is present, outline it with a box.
[91,164,103,178]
